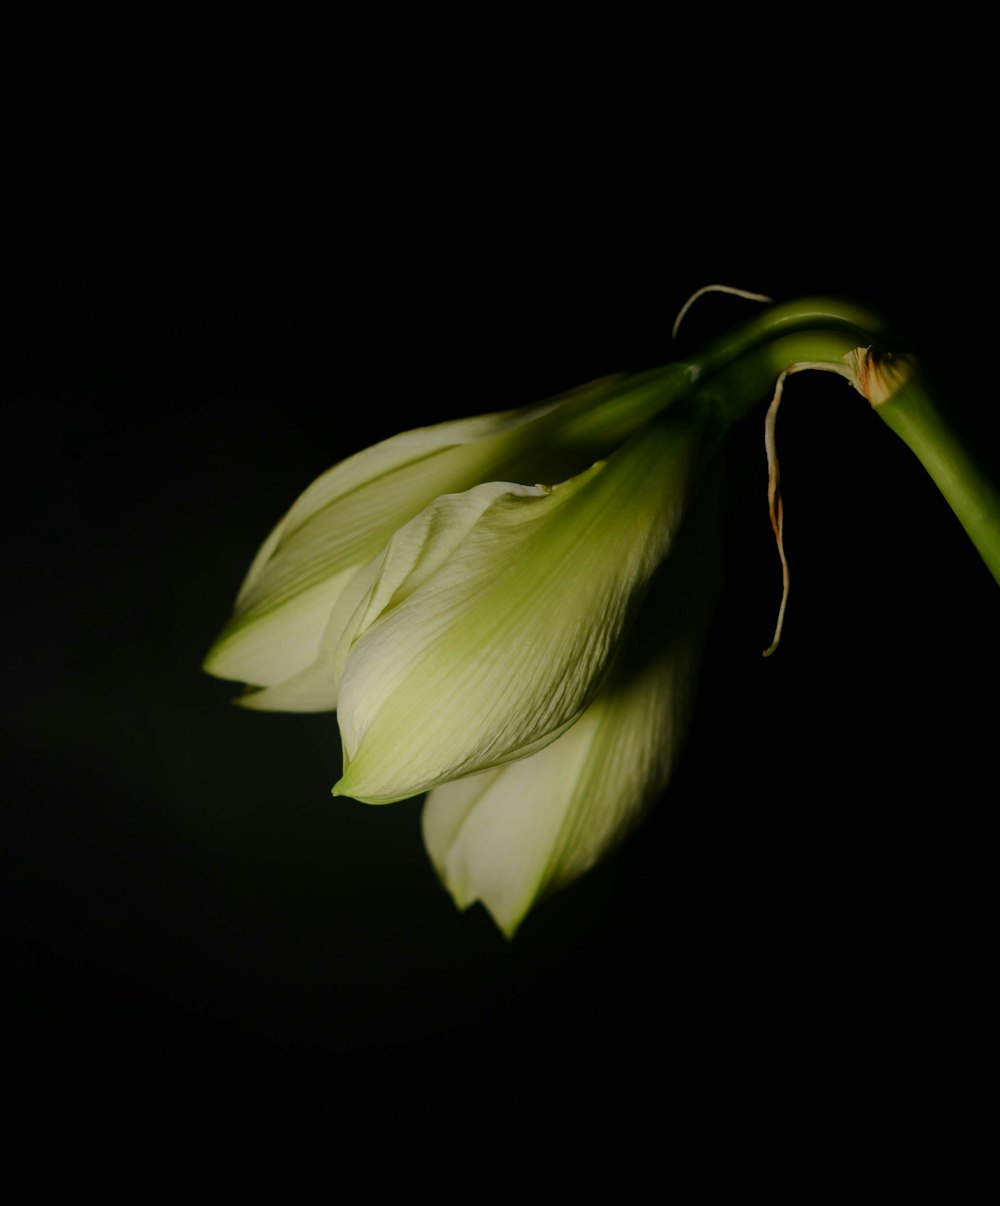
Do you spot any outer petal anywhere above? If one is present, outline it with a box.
[203,367,682,703]
[421,470,723,935]
[203,403,560,692]
[332,408,707,804]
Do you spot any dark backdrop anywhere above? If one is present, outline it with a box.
[3,172,994,1144]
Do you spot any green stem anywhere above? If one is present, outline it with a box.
[871,364,1000,586]
[561,296,999,594]
[683,294,890,385]
[682,307,1000,592]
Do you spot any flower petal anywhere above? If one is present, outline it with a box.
[421,470,723,935]
[333,409,708,804]
[204,407,552,689]
[233,555,382,712]
[203,368,683,696]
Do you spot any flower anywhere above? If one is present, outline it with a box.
[204,291,969,934]
[420,465,723,935]
[204,376,723,934]
[202,364,686,711]
[331,407,710,805]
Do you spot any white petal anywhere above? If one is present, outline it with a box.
[333,409,707,804]
[203,369,680,694]
[421,472,723,935]
[234,556,382,712]
[204,417,537,689]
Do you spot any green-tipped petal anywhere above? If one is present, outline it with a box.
[203,408,553,689]
[203,369,687,697]
[333,408,708,804]
[421,472,724,936]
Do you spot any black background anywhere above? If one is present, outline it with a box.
[3,103,995,1154]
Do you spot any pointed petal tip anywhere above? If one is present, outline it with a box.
[330,772,412,805]
[434,859,529,938]
[435,876,522,938]
[201,637,254,687]
[473,896,524,940]
[201,642,227,678]
[495,914,521,941]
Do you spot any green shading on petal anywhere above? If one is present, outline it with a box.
[203,367,688,696]
[334,407,708,804]
[421,467,724,935]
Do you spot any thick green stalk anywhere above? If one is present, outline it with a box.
[695,326,1000,593]
[859,354,1000,586]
